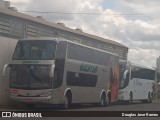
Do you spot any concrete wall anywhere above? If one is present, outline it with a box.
[0,36,17,105]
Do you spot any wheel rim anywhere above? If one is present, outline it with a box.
[129,94,132,104]
[101,96,106,107]
[148,94,151,103]
[101,98,104,106]
[64,97,69,109]
[106,96,109,105]
[148,96,150,103]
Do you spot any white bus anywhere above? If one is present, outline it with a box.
[3,37,119,108]
[118,60,155,104]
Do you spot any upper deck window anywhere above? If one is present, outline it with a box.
[13,40,57,60]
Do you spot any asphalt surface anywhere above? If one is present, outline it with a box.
[1,99,160,111]
[0,99,160,119]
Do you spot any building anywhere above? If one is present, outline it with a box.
[0,2,128,60]
[157,56,160,72]
[156,56,160,84]
[0,0,128,105]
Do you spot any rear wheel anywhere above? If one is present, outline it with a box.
[100,93,107,107]
[148,93,152,103]
[142,93,152,103]
[128,92,132,104]
[107,92,111,106]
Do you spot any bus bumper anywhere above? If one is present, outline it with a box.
[10,95,52,104]
[117,90,129,101]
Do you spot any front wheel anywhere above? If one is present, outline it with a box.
[64,96,70,109]
[63,93,72,109]
[128,93,132,104]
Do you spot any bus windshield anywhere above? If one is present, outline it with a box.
[119,61,130,89]
[10,65,52,89]
[13,40,57,60]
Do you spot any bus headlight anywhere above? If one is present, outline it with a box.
[10,93,18,96]
[40,92,51,97]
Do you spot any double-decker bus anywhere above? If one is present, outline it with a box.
[118,60,155,104]
[3,37,119,108]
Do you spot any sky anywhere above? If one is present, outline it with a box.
[8,0,160,68]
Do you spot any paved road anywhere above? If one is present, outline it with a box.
[0,100,160,119]
[1,100,160,111]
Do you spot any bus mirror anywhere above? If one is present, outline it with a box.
[123,70,128,80]
[2,64,9,77]
[49,65,55,78]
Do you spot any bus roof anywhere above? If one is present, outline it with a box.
[130,62,155,71]
[119,59,155,71]
[20,37,60,41]
[20,37,119,57]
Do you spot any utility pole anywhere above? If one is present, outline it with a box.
[156,56,160,99]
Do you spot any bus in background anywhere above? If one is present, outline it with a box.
[118,60,155,104]
[3,37,119,108]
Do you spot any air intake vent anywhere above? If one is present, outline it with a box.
[36,16,45,20]
[75,28,82,32]
[57,23,65,27]
[8,7,17,11]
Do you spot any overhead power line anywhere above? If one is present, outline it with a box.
[21,10,100,15]
[19,10,160,17]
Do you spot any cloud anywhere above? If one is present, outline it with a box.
[125,20,160,42]
[9,0,30,3]
[110,0,160,15]
[10,0,31,10]
[21,0,104,21]
[128,49,159,67]
[8,0,160,67]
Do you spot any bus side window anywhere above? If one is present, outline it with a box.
[53,68,61,87]
[126,72,129,81]
[56,41,67,59]
[122,70,129,87]
[54,68,58,82]
[53,59,65,88]
[124,72,129,86]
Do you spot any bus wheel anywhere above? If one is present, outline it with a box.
[64,96,69,109]
[128,92,132,104]
[100,93,106,107]
[148,93,152,103]
[64,92,72,109]
[107,92,111,106]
